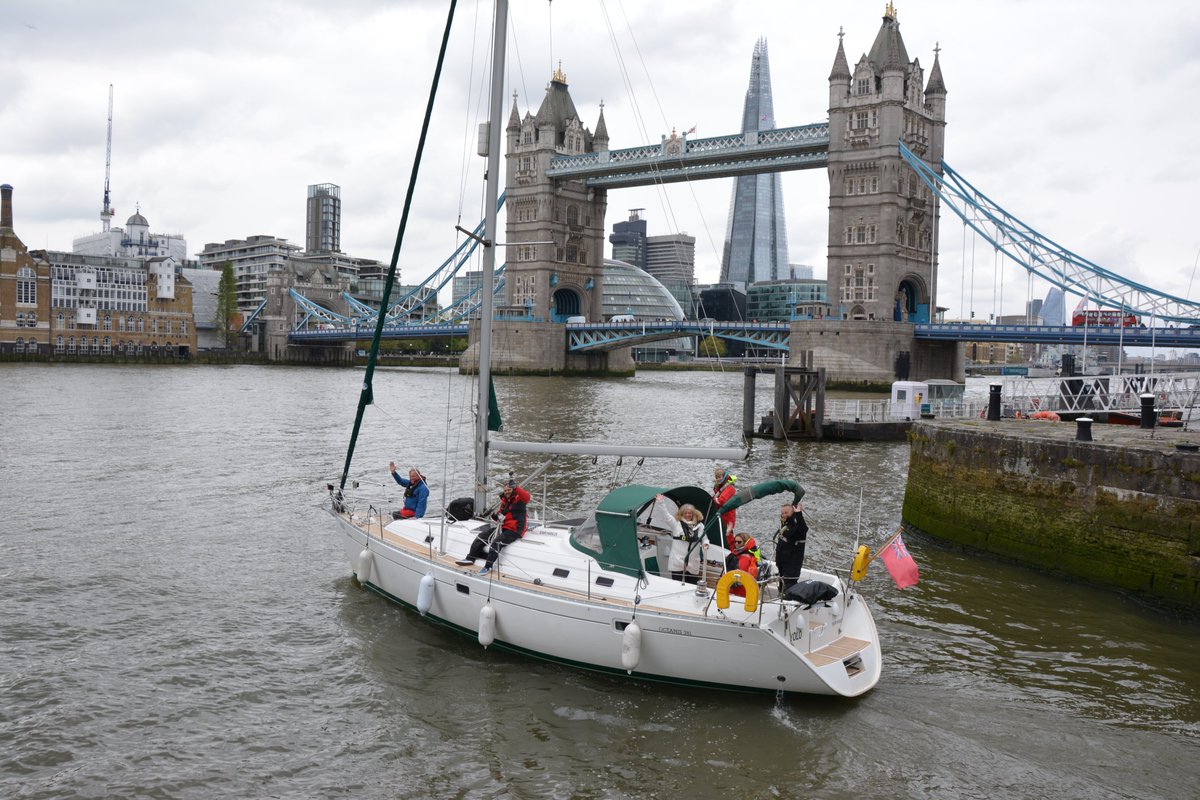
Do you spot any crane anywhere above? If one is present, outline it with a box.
[101,84,114,231]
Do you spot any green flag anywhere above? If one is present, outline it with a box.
[487,375,502,432]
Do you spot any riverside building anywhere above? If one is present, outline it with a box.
[0,184,52,355]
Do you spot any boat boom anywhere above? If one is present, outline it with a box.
[490,440,750,460]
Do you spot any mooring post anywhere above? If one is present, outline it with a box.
[743,368,757,437]
[987,383,1002,421]
[1140,393,1156,429]
[1076,417,1093,442]
[773,365,788,440]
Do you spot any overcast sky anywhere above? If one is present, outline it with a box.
[4,0,1200,319]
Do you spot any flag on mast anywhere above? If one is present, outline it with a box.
[879,531,920,589]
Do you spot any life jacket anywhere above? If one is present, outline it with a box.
[712,473,738,531]
[499,485,531,536]
[676,518,703,542]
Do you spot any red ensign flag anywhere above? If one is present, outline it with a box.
[879,533,920,589]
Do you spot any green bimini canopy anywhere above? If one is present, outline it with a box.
[572,484,713,579]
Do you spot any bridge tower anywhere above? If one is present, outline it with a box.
[468,66,630,374]
[826,4,946,324]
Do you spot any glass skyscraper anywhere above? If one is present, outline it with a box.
[720,38,789,287]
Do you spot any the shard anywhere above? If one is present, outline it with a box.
[720,38,789,286]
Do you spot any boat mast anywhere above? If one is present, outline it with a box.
[475,0,508,509]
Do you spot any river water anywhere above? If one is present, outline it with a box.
[2,363,1196,799]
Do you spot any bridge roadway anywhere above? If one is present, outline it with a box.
[289,320,1200,351]
[544,123,830,189]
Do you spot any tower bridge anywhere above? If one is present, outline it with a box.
[277,7,1198,380]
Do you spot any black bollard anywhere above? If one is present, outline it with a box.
[1076,417,1093,442]
[1140,393,1156,429]
[987,383,1002,421]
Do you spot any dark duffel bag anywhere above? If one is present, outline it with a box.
[446,497,475,522]
[784,579,839,607]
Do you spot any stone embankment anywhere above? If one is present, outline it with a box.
[903,418,1200,608]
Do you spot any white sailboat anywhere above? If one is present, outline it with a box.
[326,0,882,697]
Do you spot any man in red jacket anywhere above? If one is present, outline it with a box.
[456,481,532,575]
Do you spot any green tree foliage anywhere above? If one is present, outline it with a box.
[213,261,238,348]
[699,335,727,358]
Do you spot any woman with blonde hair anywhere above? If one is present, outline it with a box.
[667,503,706,584]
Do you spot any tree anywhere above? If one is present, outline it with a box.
[213,261,238,348]
[699,335,726,358]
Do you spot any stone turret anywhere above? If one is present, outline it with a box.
[825,3,947,325]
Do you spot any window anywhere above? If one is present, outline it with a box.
[181,321,187,335]
[14,338,24,354]
[67,337,75,354]
[103,315,112,331]
[56,336,64,352]
[103,337,111,354]
[856,78,870,96]
[16,267,36,305]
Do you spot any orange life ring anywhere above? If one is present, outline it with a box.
[1030,410,1060,421]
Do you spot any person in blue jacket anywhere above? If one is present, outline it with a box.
[388,461,429,518]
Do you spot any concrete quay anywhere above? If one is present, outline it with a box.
[903,418,1200,608]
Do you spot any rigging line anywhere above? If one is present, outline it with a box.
[339,0,459,491]
[507,7,530,109]
[456,0,486,220]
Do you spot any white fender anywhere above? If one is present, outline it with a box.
[620,621,642,673]
[827,599,842,619]
[417,572,435,616]
[478,605,496,648]
[357,549,373,584]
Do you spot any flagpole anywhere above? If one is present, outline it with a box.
[866,526,904,565]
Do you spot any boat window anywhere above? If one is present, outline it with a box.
[595,576,615,588]
[552,568,570,578]
[570,512,603,554]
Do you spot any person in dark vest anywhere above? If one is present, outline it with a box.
[389,462,429,518]
[773,502,808,591]
[456,481,532,575]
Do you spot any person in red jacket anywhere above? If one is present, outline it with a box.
[712,468,738,541]
[725,533,761,597]
[456,481,532,575]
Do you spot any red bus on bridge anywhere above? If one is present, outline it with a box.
[1071,309,1139,327]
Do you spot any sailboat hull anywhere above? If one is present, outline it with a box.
[332,510,881,697]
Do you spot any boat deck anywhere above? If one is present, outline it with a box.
[803,636,870,667]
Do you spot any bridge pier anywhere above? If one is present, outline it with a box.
[788,320,964,389]
[461,320,634,376]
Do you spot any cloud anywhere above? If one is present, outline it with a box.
[2,0,1199,316]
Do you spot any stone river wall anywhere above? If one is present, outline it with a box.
[903,419,1200,608]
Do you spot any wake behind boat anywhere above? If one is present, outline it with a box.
[324,0,886,698]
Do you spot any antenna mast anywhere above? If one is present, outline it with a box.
[101,84,114,231]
